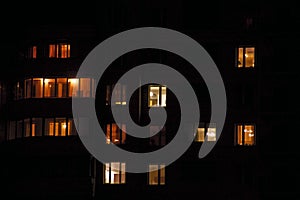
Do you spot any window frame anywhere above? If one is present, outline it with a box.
[236,46,256,68]
[234,123,256,146]
[148,85,167,107]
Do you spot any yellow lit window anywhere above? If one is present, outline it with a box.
[194,123,216,142]
[106,123,126,144]
[237,47,255,68]
[235,124,255,146]
[149,164,165,185]
[149,85,166,107]
[104,162,126,184]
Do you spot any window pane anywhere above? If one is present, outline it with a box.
[45,118,55,136]
[237,125,243,145]
[238,48,244,67]
[32,78,43,98]
[161,86,167,107]
[244,125,255,145]
[245,48,255,67]
[149,165,159,185]
[80,78,91,97]
[68,78,79,97]
[68,118,77,136]
[149,86,159,107]
[60,44,70,58]
[25,79,32,98]
[16,120,23,138]
[44,78,56,97]
[195,128,205,142]
[111,162,120,184]
[24,118,31,137]
[160,165,165,185]
[56,118,67,136]
[207,127,216,141]
[8,121,16,140]
[32,118,42,136]
[104,163,110,184]
[121,163,126,184]
[150,126,165,146]
[57,78,67,97]
[49,44,56,58]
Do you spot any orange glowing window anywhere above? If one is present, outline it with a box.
[149,164,165,185]
[235,124,255,146]
[237,47,255,68]
[106,123,126,144]
[28,46,37,59]
[49,43,70,58]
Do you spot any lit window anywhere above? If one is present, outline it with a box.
[149,85,166,107]
[106,83,127,105]
[56,78,68,98]
[28,46,37,59]
[194,123,216,142]
[148,164,165,185]
[80,78,91,97]
[235,124,255,146]
[106,123,126,144]
[49,43,70,58]
[44,78,56,97]
[104,162,126,184]
[150,126,166,146]
[237,47,255,68]
[45,118,70,136]
[68,78,79,97]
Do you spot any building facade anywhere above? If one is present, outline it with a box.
[0,1,298,199]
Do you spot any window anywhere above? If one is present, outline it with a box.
[194,123,216,142]
[27,46,37,59]
[56,78,68,97]
[235,124,255,146]
[32,78,43,98]
[44,118,70,136]
[237,47,255,68]
[104,162,126,184]
[106,123,126,144]
[150,126,166,146]
[68,78,79,97]
[148,164,165,185]
[106,83,127,105]
[80,78,91,97]
[44,78,56,97]
[149,85,166,107]
[49,43,70,58]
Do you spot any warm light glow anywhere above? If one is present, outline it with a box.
[236,124,255,146]
[237,47,255,68]
[106,124,126,144]
[149,85,166,107]
[149,164,165,185]
[104,162,126,184]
